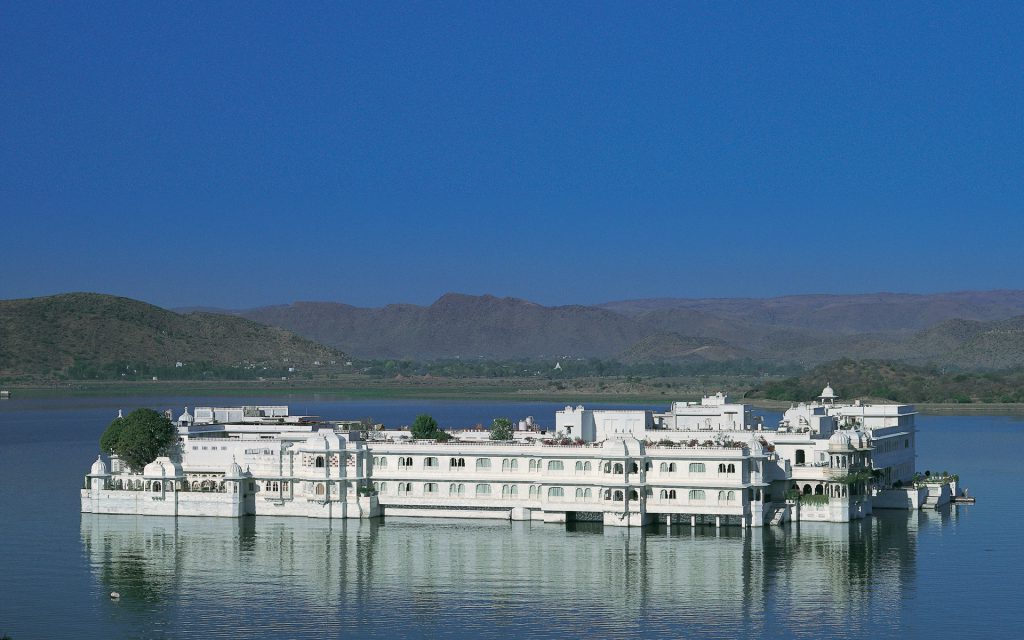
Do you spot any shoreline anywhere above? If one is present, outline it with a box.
[3,379,1024,416]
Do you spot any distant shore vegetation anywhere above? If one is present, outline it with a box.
[4,356,1024,405]
[745,359,1024,404]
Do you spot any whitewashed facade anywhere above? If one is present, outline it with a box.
[83,390,955,526]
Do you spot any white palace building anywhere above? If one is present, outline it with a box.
[81,387,960,527]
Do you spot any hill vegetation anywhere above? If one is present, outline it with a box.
[745,359,1024,404]
[0,293,345,381]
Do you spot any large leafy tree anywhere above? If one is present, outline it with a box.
[490,417,514,441]
[99,408,177,471]
[410,414,450,441]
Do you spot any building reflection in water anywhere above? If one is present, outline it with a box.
[80,509,956,638]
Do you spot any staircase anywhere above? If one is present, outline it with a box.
[767,505,787,526]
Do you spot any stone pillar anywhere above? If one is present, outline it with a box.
[715,515,721,528]
[690,515,696,527]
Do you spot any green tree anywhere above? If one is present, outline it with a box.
[490,417,514,441]
[410,414,440,439]
[99,408,177,471]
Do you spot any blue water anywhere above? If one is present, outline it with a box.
[1,396,1022,639]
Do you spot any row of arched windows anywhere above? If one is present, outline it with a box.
[371,481,608,501]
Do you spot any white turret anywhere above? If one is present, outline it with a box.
[819,383,838,404]
[90,455,108,476]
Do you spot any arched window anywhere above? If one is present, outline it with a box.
[668,489,676,499]
[424,482,438,495]
[660,462,669,472]
[529,459,540,472]
[660,489,668,499]
[727,463,735,473]
[689,463,705,473]
[476,458,491,470]
[315,483,325,495]
[449,483,465,496]
[669,463,677,472]
[502,484,518,498]
[529,485,540,499]
[315,456,325,468]
[795,449,806,465]
[629,489,639,501]
[726,491,735,502]
[509,459,518,471]
[398,482,412,496]
[152,481,162,492]
[689,489,705,501]
[398,456,413,469]
[603,462,611,473]
[548,460,564,471]
[803,484,812,495]
[424,457,438,468]
[373,481,380,491]
[584,461,592,471]
[575,461,584,471]
[603,489,611,500]
[630,463,639,473]
[476,484,491,497]
[815,485,824,495]
[450,457,466,468]
[613,490,624,501]
[613,463,624,474]
[575,488,585,499]
[548,487,564,498]
[584,488,592,499]
[718,463,727,473]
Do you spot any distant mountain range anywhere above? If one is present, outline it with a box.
[0,293,344,378]
[197,290,1024,369]
[3,290,1024,379]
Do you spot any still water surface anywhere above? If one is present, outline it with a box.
[2,396,1023,639]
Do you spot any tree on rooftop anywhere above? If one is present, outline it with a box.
[490,417,514,441]
[99,408,177,471]
[410,414,441,440]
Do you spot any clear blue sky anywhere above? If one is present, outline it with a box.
[2,2,1022,309]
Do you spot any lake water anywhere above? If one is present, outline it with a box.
[2,395,1023,639]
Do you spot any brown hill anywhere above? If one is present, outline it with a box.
[618,333,751,364]
[599,291,1024,333]
[0,293,344,378]
[202,290,1024,369]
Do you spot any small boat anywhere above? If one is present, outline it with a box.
[110,591,120,600]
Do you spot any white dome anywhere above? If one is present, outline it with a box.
[225,457,244,479]
[143,460,166,477]
[820,384,837,400]
[828,430,852,451]
[747,437,764,455]
[177,406,193,424]
[90,455,108,476]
